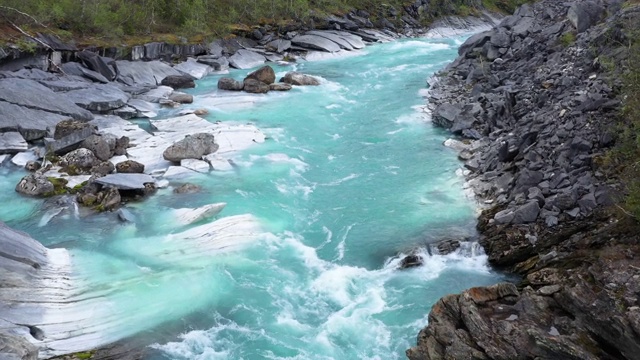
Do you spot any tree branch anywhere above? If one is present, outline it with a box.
[0,5,48,29]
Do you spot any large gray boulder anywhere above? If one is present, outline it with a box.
[60,62,109,83]
[325,31,366,49]
[228,49,266,69]
[218,77,244,91]
[163,133,219,162]
[76,50,117,81]
[0,102,70,141]
[567,1,605,33]
[81,135,112,161]
[281,72,320,86]
[306,31,354,50]
[15,174,55,196]
[44,119,95,155]
[0,132,28,154]
[291,34,341,52]
[266,39,292,53]
[64,84,130,112]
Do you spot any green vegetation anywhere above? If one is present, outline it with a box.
[618,31,640,218]
[559,31,576,47]
[0,0,520,43]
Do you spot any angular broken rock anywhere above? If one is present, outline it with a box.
[163,133,219,162]
[115,160,145,174]
[161,75,196,89]
[281,72,320,86]
[0,132,28,154]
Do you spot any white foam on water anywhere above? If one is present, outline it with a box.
[320,173,361,186]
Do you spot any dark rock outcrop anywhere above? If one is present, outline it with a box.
[245,65,276,85]
[217,77,244,91]
[116,160,145,174]
[409,1,640,359]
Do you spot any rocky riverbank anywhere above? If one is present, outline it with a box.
[407,0,640,359]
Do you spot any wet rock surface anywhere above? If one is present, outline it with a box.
[408,1,640,359]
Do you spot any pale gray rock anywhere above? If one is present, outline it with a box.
[325,30,366,49]
[173,59,212,80]
[59,148,99,174]
[127,99,158,118]
[0,132,28,154]
[228,49,266,69]
[266,39,292,53]
[169,92,194,104]
[292,34,341,52]
[306,31,355,50]
[64,84,130,112]
[116,60,182,87]
[0,102,70,141]
[94,173,156,190]
[81,135,112,161]
[60,62,109,83]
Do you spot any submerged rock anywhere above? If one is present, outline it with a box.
[398,254,423,269]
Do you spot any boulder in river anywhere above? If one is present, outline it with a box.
[281,72,320,86]
[15,174,55,196]
[245,66,276,85]
[161,74,196,89]
[243,78,270,94]
[399,254,423,269]
[163,133,219,162]
[270,83,293,91]
[218,77,244,91]
[94,173,156,191]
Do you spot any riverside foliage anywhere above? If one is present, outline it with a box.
[0,0,526,39]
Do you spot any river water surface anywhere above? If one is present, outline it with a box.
[0,36,506,359]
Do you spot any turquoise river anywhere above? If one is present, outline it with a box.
[0,35,508,359]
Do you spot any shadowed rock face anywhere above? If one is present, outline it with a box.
[408,0,640,359]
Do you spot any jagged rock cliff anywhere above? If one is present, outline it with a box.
[408,0,640,359]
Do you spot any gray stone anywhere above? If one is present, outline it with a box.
[490,30,512,48]
[116,60,183,87]
[0,78,93,121]
[324,31,366,49]
[127,99,158,118]
[163,133,219,162]
[173,59,212,80]
[228,50,266,70]
[243,79,270,94]
[0,132,28,154]
[270,83,292,91]
[306,31,355,50]
[161,75,196,89]
[218,78,244,91]
[281,72,320,86]
[60,62,109,83]
[117,208,136,223]
[15,174,54,197]
[567,1,605,33]
[94,173,156,190]
[45,120,94,155]
[512,201,540,224]
[81,135,112,161]
[115,160,145,174]
[169,92,194,104]
[291,34,341,52]
[245,66,276,85]
[65,84,130,112]
[60,148,99,174]
[494,208,515,224]
[432,103,462,128]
